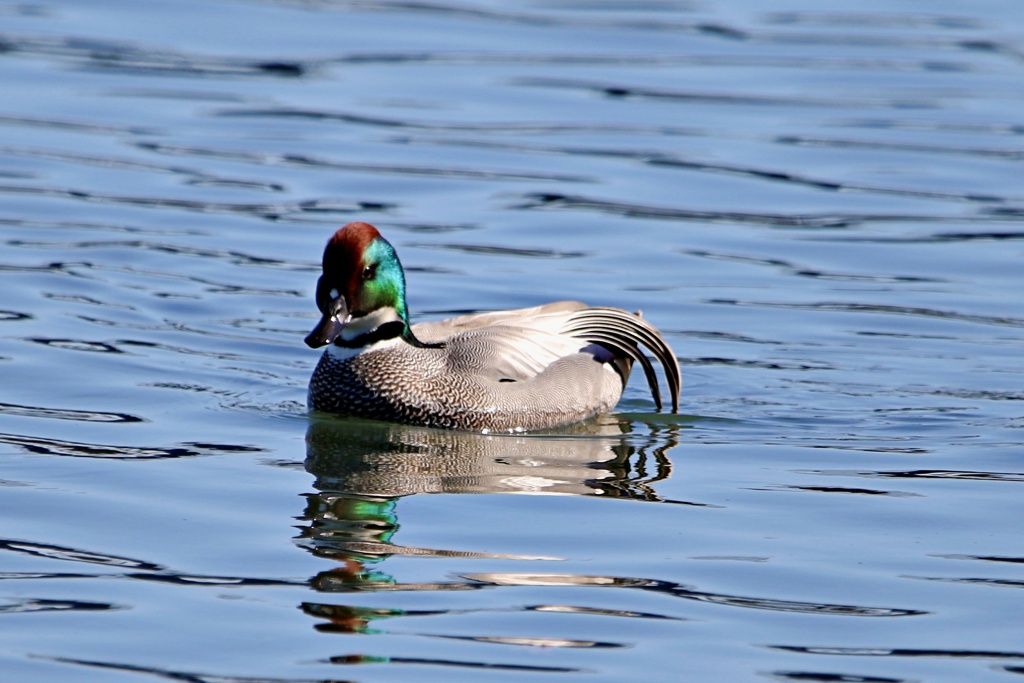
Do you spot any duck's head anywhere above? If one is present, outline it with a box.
[305,222,412,348]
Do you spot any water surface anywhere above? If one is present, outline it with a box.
[1,1,1023,681]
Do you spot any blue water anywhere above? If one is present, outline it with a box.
[2,1,1024,681]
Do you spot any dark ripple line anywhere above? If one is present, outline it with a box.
[516,76,937,109]
[0,567,301,589]
[413,242,588,259]
[1,565,299,589]
[811,469,1024,483]
[0,260,95,278]
[282,1,1000,53]
[11,238,311,272]
[1,33,308,78]
[908,575,1024,589]
[7,30,993,75]
[0,145,285,192]
[276,151,588,182]
[0,113,155,136]
[0,216,206,237]
[0,401,142,423]
[293,1,748,39]
[95,262,306,298]
[518,192,964,228]
[410,136,1006,205]
[777,485,919,498]
[39,657,326,683]
[0,598,120,614]
[330,51,979,74]
[836,117,1024,138]
[5,9,1008,69]
[28,337,123,354]
[327,653,582,673]
[771,645,1024,660]
[934,554,1024,565]
[686,249,946,283]
[647,158,1004,205]
[43,292,135,310]
[0,432,189,459]
[0,309,31,321]
[828,230,1024,244]
[463,573,924,617]
[302,600,676,626]
[0,432,260,460]
[0,538,162,570]
[764,11,983,30]
[882,470,1024,482]
[709,298,1024,329]
[0,183,390,219]
[136,141,590,182]
[770,670,907,683]
[692,357,832,371]
[778,134,1024,160]
[217,106,701,136]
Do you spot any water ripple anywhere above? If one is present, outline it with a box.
[0,310,32,321]
[464,573,925,617]
[686,250,946,283]
[0,113,155,136]
[0,145,286,192]
[12,238,311,271]
[0,432,260,459]
[778,134,1024,161]
[413,242,589,259]
[0,598,120,614]
[814,469,1024,483]
[0,183,389,221]
[39,657,326,683]
[0,402,142,423]
[218,106,702,136]
[517,192,976,228]
[517,76,936,109]
[0,539,162,570]
[771,671,908,683]
[412,137,1007,204]
[1,33,308,78]
[772,645,1024,660]
[136,141,591,182]
[709,299,1024,329]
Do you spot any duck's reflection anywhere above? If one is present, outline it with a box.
[297,415,681,633]
[304,415,678,499]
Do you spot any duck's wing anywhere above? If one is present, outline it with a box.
[560,307,681,413]
[442,324,591,382]
[412,302,681,412]
[411,301,587,344]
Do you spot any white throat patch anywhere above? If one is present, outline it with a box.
[340,306,403,341]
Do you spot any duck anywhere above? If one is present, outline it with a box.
[305,222,680,432]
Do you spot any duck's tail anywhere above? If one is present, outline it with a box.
[561,307,681,412]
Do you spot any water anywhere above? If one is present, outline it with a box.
[2,1,1023,681]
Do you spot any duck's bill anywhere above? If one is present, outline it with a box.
[305,293,351,348]
[304,314,347,348]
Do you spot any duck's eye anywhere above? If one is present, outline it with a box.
[361,264,376,280]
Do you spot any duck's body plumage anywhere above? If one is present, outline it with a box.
[306,223,680,432]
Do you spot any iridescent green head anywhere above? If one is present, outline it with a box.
[305,222,413,348]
